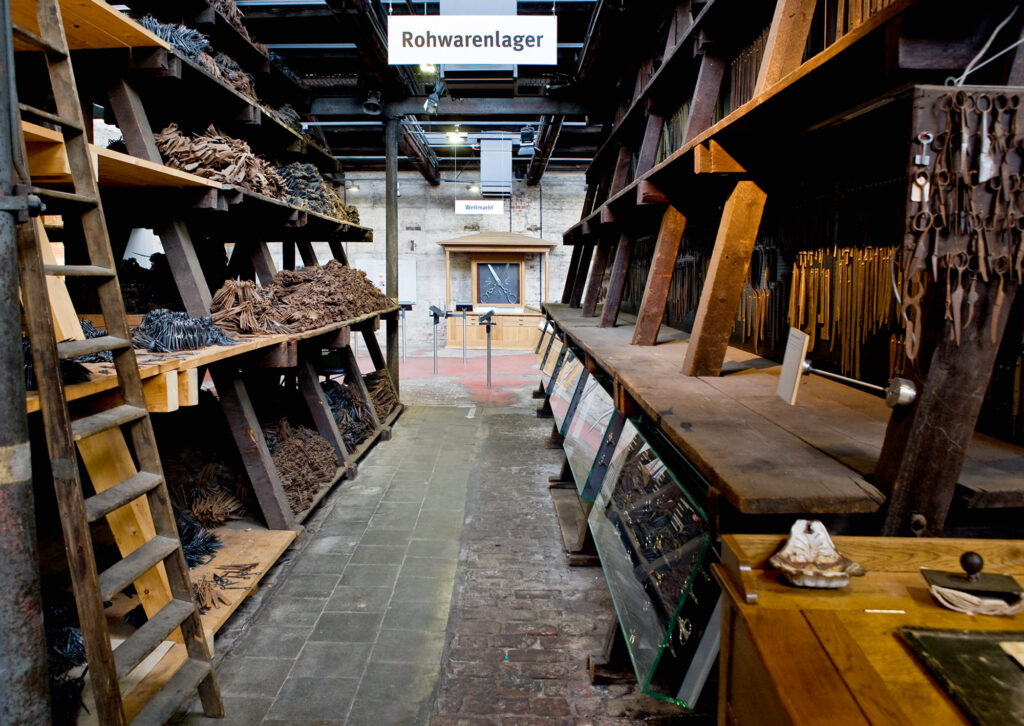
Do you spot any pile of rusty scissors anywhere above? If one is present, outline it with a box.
[902,90,1024,359]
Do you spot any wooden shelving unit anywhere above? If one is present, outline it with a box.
[12,5,402,710]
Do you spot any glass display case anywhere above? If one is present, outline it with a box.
[549,349,586,431]
[562,377,616,493]
[587,428,719,707]
[535,325,555,364]
[541,340,566,391]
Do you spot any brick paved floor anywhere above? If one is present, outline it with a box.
[174,353,704,724]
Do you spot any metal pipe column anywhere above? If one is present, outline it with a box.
[385,116,400,398]
[0,1,53,721]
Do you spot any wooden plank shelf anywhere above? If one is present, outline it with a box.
[567,0,917,244]
[118,0,309,109]
[120,48,336,173]
[544,303,1024,514]
[103,523,297,724]
[11,0,169,51]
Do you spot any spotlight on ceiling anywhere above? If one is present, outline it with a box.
[419,63,436,73]
[467,183,480,193]
[362,90,382,116]
[347,182,360,193]
[446,125,468,143]
[520,125,536,145]
[423,82,444,114]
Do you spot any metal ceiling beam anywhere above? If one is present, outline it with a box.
[399,116,441,185]
[312,96,588,116]
[527,114,564,185]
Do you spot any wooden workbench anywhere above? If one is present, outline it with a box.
[714,534,1024,725]
[543,303,1024,519]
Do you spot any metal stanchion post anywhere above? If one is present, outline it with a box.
[400,306,405,363]
[462,312,467,364]
[429,305,444,375]
[479,311,496,388]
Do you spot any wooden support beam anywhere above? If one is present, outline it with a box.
[297,240,318,267]
[581,238,612,318]
[177,369,199,407]
[682,52,727,145]
[637,181,669,205]
[256,340,298,368]
[359,325,388,373]
[600,232,634,328]
[877,279,1019,536]
[106,80,161,163]
[281,241,295,271]
[694,141,746,174]
[631,207,687,346]
[155,219,212,317]
[324,326,351,349]
[297,359,352,471]
[635,110,664,179]
[561,244,584,304]
[328,239,349,266]
[1009,24,1024,85]
[754,0,818,95]
[142,370,179,413]
[251,240,277,286]
[211,368,295,530]
[609,145,632,196]
[569,244,595,309]
[337,345,381,429]
[681,181,767,375]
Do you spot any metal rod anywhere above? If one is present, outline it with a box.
[805,365,886,394]
[432,317,438,374]
[385,117,400,397]
[462,312,466,365]
[486,324,492,387]
[0,0,53,719]
[401,307,406,363]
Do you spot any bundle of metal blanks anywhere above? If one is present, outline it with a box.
[364,370,398,421]
[269,51,302,83]
[164,447,248,528]
[209,0,264,49]
[271,103,303,134]
[138,15,211,58]
[322,379,375,449]
[210,261,392,334]
[23,338,91,390]
[198,52,259,101]
[175,509,223,568]
[278,162,348,219]
[210,279,296,335]
[344,204,360,225]
[76,319,114,363]
[130,308,237,353]
[42,588,88,725]
[192,575,230,614]
[155,123,286,198]
[263,418,338,514]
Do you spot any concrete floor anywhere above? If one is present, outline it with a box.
[176,351,687,725]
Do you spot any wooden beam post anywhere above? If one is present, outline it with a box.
[632,207,687,345]
[635,110,664,180]
[877,279,1019,536]
[569,244,595,308]
[328,239,349,266]
[754,0,818,95]
[600,232,634,328]
[561,243,583,303]
[338,345,382,430]
[681,181,767,375]
[155,220,212,316]
[251,240,278,286]
[682,53,727,145]
[106,80,161,163]
[282,241,296,271]
[297,359,351,471]
[581,237,612,317]
[296,240,318,267]
[210,368,295,530]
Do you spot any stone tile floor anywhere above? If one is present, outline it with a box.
[176,353,702,724]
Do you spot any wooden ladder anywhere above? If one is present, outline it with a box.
[6,1,223,723]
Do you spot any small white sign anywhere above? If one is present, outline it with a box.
[388,15,558,65]
[455,199,503,215]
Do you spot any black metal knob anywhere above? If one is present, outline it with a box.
[960,551,984,582]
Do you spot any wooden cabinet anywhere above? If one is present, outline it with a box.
[446,313,544,350]
[714,534,1024,726]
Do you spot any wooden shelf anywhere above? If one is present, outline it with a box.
[109,523,297,723]
[544,303,1024,515]
[568,0,916,243]
[11,0,169,51]
[23,121,221,189]
[119,0,309,109]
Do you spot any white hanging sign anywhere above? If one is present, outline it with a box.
[455,199,504,215]
[388,15,558,65]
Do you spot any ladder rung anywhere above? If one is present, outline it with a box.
[30,186,99,207]
[44,264,116,278]
[70,404,147,441]
[98,536,179,602]
[129,658,212,726]
[114,599,196,679]
[84,471,163,522]
[11,24,67,56]
[57,336,130,360]
[18,103,82,133]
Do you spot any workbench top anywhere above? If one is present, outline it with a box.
[543,304,1024,516]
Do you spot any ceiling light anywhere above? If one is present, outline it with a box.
[347,183,360,192]
[423,82,444,114]
[419,63,436,73]
[362,90,382,116]
[520,125,536,145]
[467,183,480,193]
[446,125,468,143]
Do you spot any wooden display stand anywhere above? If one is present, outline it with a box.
[714,534,1024,726]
